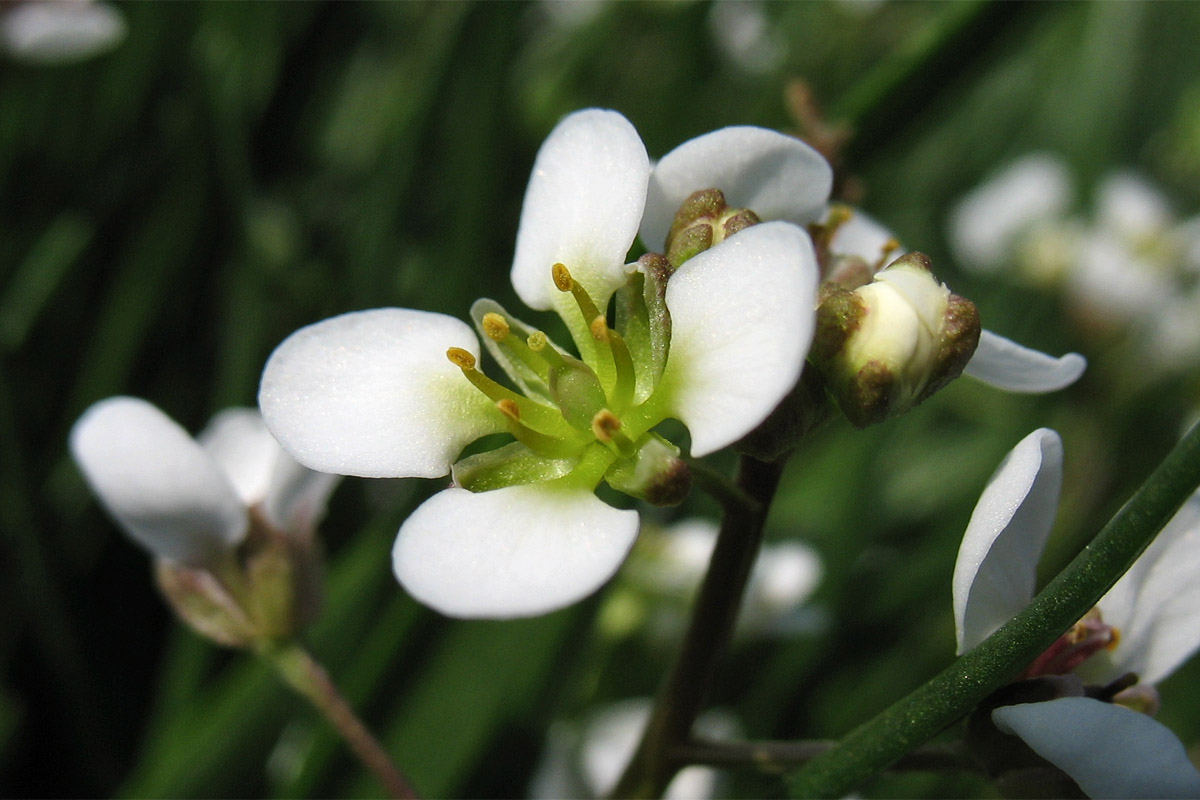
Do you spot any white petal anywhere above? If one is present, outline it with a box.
[992,698,1200,799]
[953,429,1062,654]
[659,222,818,457]
[580,699,730,800]
[828,207,903,262]
[642,126,832,251]
[263,460,340,536]
[511,109,649,312]
[197,407,339,534]
[1,1,126,65]
[948,154,1073,273]
[198,408,278,507]
[1096,172,1172,242]
[259,308,505,479]
[1097,490,1200,685]
[963,329,1086,393]
[392,485,640,618]
[69,397,246,566]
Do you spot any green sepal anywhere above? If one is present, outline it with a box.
[604,432,691,507]
[451,441,577,493]
[637,253,673,395]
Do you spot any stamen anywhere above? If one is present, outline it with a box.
[875,238,902,272]
[495,400,584,458]
[449,347,573,433]
[480,312,549,379]
[481,312,510,341]
[597,322,636,411]
[552,262,602,323]
[591,409,635,454]
[552,262,573,292]
[552,263,629,398]
[446,347,476,369]
[527,331,566,368]
[496,398,521,420]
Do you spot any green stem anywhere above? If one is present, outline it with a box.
[788,420,1200,798]
[610,454,785,798]
[259,641,419,800]
[687,456,760,517]
[677,738,980,776]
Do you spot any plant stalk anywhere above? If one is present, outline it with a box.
[787,420,1200,798]
[261,641,419,800]
[610,454,785,798]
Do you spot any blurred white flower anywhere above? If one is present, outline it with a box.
[1,0,125,65]
[530,698,737,800]
[71,397,337,568]
[948,154,1073,275]
[707,0,785,75]
[952,428,1200,796]
[623,519,824,639]
[949,158,1200,371]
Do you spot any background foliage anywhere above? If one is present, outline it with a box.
[3,2,1200,797]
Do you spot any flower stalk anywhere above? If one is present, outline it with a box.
[258,640,419,800]
[787,418,1200,798]
[610,453,785,798]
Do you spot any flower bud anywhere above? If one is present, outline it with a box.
[664,188,761,268]
[154,510,320,647]
[605,434,692,507]
[809,252,981,427]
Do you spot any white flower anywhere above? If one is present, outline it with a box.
[260,109,829,619]
[529,698,737,800]
[624,519,823,639]
[70,397,338,568]
[953,428,1200,796]
[992,698,1200,799]
[948,154,1074,274]
[1,0,125,65]
[828,209,1087,395]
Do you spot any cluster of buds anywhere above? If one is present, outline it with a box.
[809,250,981,428]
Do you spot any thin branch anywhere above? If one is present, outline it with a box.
[261,641,419,800]
[788,419,1200,798]
[675,738,982,776]
[610,454,785,798]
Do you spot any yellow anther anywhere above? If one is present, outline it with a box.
[1106,627,1121,651]
[590,315,609,342]
[527,331,548,351]
[496,399,520,420]
[591,409,622,442]
[482,312,510,341]
[876,238,902,271]
[552,262,573,292]
[447,347,476,370]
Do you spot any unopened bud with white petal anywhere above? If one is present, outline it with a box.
[604,433,692,507]
[665,188,761,268]
[810,252,981,427]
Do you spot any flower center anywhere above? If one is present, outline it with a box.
[1021,607,1120,679]
[446,263,653,463]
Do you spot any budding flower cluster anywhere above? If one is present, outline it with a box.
[809,252,981,428]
